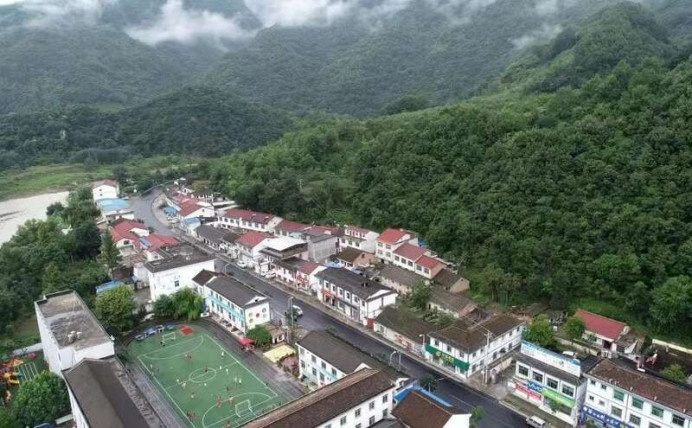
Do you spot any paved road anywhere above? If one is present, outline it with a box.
[130,189,175,236]
[131,194,526,428]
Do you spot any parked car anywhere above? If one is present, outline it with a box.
[263,271,276,279]
[285,305,303,321]
[237,261,247,268]
[526,416,548,428]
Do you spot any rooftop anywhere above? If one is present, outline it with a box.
[378,228,409,244]
[192,269,220,286]
[63,357,162,428]
[394,243,426,261]
[575,308,626,341]
[379,264,422,288]
[337,247,365,264]
[196,225,228,244]
[275,219,309,232]
[392,390,464,428]
[429,288,476,313]
[35,290,111,350]
[244,369,393,428]
[139,234,179,252]
[236,231,270,248]
[429,314,523,353]
[221,230,242,244]
[263,236,306,252]
[416,255,442,269]
[316,267,395,300]
[432,269,467,289]
[223,208,275,224]
[375,307,437,340]
[143,245,214,273]
[91,179,118,188]
[206,276,267,308]
[96,198,130,212]
[587,358,692,416]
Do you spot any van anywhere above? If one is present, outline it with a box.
[526,416,547,428]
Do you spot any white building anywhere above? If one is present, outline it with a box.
[510,341,590,426]
[234,231,272,270]
[316,267,398,327]
[63,357,162,428]
[91,180,119,201]
[425,314,524,379]
[217,208,281,233]
[35,290,115,376]
[260,236,309,274]
[375,228,417,264]
[297,330,408,390]
[143,245,216,301]
[202,276,271,334]
[306,233,339,263]
[340,226,379,253]
[244,369,398,428]
[582,358,692,428]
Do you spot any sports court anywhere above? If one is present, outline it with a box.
[127,324,286,428]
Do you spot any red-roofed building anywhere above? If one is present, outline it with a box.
[575,309,629,351]
[218,208,281,232]
[109,220,149,249]
[376,228,417,263]
[274,220,310,238]
[235,231,272,269]
[141,234,180,260]
[306,225,340,236]
[178,198,214,220]
[91,179,119,201]
[274,259,326,294]
[415,255,446,279]
[340,225,379,253]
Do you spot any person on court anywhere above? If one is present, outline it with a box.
[204,365,208,374]
[225,367,229,375]
[182,382,187,390]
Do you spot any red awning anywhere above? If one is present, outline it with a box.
[238,337,255,346]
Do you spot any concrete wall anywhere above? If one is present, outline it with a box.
[148,259,216,301]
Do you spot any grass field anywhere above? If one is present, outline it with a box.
[128,325,286,428]
[0,164,112,200]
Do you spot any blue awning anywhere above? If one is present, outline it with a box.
[163,206,178,215]
[96,280,124,295]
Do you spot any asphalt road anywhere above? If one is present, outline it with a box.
[131,193,527,428]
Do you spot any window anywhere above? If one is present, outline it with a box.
[174,280,180,287]
[613,390,625,401]
[382,394,388,403]
[300,361,305,369]
[600,383,606,390]
[588,395,594,402]
[311,356,316,363]
[321,362,326,369]
[562,385,574,398]
[383,409,388,418]
[320,373,325,382]
[340,416,347,425]
[590,380,596,386]
[369,416,375,425]
[532,372,543,383]
[312,368,317,376]
[651,406,664,418]
[369,401,375,410]
[611,406,622,418]
[355,425,361,428]
[518,365,529,377]
[632,397,644,409]
[547,378,559,390]
[649,424,661,428]
[629,415,641,426]
[672,415,685,427]
[355,409,361,417]
[332,368,337,376]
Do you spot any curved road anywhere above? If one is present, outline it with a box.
[130,193,527,428]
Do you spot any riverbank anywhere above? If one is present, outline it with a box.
[0,164,112,201]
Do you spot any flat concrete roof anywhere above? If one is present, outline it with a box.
[36,290,111,350]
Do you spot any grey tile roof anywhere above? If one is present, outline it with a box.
[392,390,460,428]
[143,245,214,273]
[379,265,422,289]
[244,369,393,428]
[374,307,437,340]
[429,314,523,353]
[337,247,365,264]
[63,358,162,428]
[429,288,475,313]
[206,276,267,308]
[432,269,466,288]
[316,267,395,300]
[196,225,228,244]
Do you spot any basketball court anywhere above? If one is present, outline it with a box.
[127,324,286,428]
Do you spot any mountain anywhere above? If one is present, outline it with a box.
[0,86,293,168]
[202,4,692,338]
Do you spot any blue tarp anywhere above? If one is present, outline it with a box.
[96,198,130,212]
[96,280,124,295]
[139,237,153,248]
[183,217,200,225]
[163,206,178,215]
[393,383,454,407]
[325,261,340,268]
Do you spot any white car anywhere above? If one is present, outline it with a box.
[263,271,276,279]
[237,261,247,268]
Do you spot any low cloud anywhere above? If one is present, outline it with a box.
[126,0,256,47]
[511,23,563,50]
[18,0,115,27]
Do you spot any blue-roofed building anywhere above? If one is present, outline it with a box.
[96,198,134,223]
[95,280,125,295]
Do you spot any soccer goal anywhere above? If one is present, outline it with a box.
[162,332,177,344]
[235,400,252,418]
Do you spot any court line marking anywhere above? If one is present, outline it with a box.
[202,395,274,428]
[140,335,205,361]
[139,354,195,428]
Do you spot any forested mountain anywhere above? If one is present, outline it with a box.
[203,4,692,338]
[0,86,292,167]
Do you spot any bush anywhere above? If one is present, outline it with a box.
[246,326,272,349]
[12,372,69,427]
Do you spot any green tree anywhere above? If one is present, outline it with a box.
[246,325,272,348]
[471,406,484,428]
[41,262,66,294]
[525,318,556,348]
[419,374,438,392]
[95,286,136,334]
[98,232,121,276]
[563,316,586,343]
[112,165,129,183]
[171,289,204,321]
[153,295,176,319]
[12,371,69,427]
[662,363,687,383]
[70,220,102,259]
[46,202,65,218]
[0,409,15,428]
[650,276,692,334]
[409,282,432,312]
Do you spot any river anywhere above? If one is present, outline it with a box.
[0,192,69,245]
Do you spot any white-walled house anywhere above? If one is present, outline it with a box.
[244,369,397,428]
[510,341,589,426]
[376,228,417,263]
[35,290,115,376]
[425,314,524,380]
[234,231,272,270]
[574,309,633,355]
[143,245,215,301]
[63,357,161,428]
[373,306,437,357]
[217,208,281,233]
[260,236,309,274]
[340,226,379,253]
[202,276,271,335]
[316,267,397,327]
[91,180,119,201]
[274,219,310,238]
[582,358,692,428]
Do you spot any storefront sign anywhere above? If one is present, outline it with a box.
[528,380,544,394]
[582,406,635,428]
[542,388,575,408]
[521,341,581,377]
[516,381,543,401]
[425,344,470,370]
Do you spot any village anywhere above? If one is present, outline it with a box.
[22,178,692,428]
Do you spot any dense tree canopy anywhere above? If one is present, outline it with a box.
[12,371,70,427]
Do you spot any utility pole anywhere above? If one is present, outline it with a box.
[287,296,294,344]
[483,329,492,384]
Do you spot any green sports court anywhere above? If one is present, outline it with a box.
[127,324,287,428]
